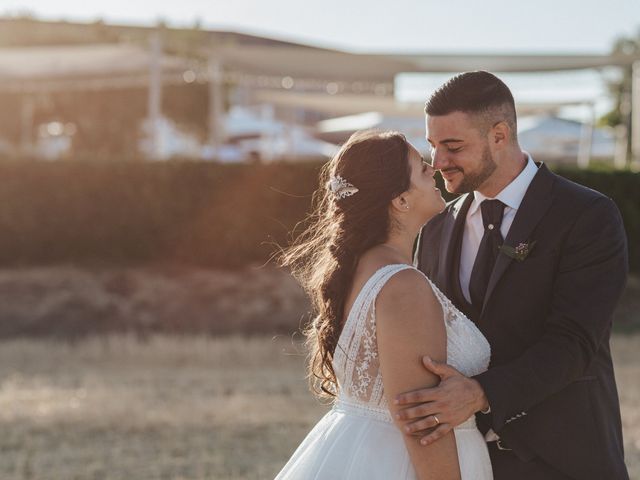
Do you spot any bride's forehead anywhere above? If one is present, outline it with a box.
[407,147,423,163]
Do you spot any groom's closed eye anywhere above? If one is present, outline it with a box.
[427,143,463,158]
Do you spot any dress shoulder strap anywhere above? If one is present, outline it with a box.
[339,263,418,360]
[349,264,415,319]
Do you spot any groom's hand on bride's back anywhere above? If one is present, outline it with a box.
[393,356,489,446]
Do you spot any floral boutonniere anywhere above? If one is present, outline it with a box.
[499,241,537,262]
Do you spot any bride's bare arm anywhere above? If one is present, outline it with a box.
[376,269,461,480]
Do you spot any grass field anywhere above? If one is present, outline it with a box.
[0,334,638,479]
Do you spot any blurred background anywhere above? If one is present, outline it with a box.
[0,0,639,478]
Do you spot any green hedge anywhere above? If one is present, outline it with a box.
[0,160,319,268]
[0,160,638,271]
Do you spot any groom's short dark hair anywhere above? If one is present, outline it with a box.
[425,71,517,138]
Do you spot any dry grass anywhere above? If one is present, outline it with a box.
[0,334,637,479]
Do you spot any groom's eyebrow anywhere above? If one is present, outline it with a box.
[427,137,464,145]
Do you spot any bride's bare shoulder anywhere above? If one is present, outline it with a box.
[376,268,442,325]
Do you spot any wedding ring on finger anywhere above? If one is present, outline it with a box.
[432,415,440,426]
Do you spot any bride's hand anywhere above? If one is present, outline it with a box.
[393,356,489,446]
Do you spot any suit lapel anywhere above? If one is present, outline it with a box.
[481,163,556,315]
[438,194,473,295]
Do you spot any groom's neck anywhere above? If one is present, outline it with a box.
[476,149,527,198]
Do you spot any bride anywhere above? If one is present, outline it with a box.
[277,130,493,479]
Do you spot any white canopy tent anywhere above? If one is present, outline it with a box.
[0,43,191,92]
[213,44,640,166]
[0,41,193,158]
[1,32,639,164]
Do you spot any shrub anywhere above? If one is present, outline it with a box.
[0,159,637,271]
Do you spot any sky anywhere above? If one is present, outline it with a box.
[3,0,639,120]
[3,0,639,54]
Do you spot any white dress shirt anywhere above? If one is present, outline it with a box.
[459,154,539,304]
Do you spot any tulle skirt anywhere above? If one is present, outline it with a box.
[275,401,493,480]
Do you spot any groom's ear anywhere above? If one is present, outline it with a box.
[490,121,510,147]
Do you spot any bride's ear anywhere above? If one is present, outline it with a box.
[390,194,410,213]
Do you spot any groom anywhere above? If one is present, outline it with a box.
[396,71,629,479]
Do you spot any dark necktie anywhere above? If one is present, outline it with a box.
[469,199,506,310]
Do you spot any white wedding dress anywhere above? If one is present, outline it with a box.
[276,264,493,479]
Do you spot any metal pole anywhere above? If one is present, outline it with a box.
[261,104,275,162]
[613,124,628,169]
[148,32,162,160]
[208,53,225,158]
[577,102,594,169]
[631,60,640,167]
[20,95,34,156]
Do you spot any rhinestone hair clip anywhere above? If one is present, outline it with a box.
[328,175,359,200]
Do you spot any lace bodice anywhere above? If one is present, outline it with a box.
[332,264,491,425]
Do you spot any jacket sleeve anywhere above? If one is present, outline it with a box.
[473,195,628,431]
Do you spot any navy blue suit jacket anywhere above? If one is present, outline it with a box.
[416,163,629,480]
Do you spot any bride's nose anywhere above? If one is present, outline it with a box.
[426,163,435,176]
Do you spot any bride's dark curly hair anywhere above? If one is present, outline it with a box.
[281,130,412,398]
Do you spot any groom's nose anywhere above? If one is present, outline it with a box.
[431,149,450,171]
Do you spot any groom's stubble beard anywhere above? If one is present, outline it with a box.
[449,144,497,194]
